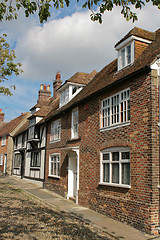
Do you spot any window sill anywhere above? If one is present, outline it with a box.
[48,175,60,179]
[50,139,61,144]
[67,137,81,144]
[100,122,130,132]
[99,182,131,189]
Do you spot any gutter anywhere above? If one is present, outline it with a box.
[45,65,151,122]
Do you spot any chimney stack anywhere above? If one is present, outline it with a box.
[37,84,51,103]
[53,72,62,99]
[0,109,5,125]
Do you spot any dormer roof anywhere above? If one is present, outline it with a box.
[115,27,155,48]
[57,70,97,92]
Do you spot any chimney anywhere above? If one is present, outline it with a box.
[53,72,62,99]
[37,84,51,103]
[0,109,5,124]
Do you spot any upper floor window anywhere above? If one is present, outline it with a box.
[71,108,78,139]
[117,42,134,70]
[100,147,130,187]
[22,133,25,147]
[59,84,83,108]
[101,88,130,130]
[1,135,6,146]
[49,154,60,178]
[50,119,61,143]
[0,154,3,166]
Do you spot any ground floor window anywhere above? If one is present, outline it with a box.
[49,154,60,177]
[14,154,21,167]
[31,152,41,167]
[101,147,130,186]
[0,154,3,166]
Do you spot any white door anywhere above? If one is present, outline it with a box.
[68,154,77,198]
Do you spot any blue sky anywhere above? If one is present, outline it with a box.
[0,3,160,122]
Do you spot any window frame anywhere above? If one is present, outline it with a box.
[100,88,130,130]
[1,135,6,146]
[0,154,3,166]
[48,153,60,178]
[71,108,79,139]
[100,147,130,188]
[118,42,134,70]
[50,119,61,143]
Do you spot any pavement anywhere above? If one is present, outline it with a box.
[0,175,160,240]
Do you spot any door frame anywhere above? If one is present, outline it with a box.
[64,147,79,204]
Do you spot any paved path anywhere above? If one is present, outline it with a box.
[1,175,159,240]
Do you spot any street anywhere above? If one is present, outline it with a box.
[0,181,115,240]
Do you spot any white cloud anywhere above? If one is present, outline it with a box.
[1,3,160,121]
[14,4,160,82]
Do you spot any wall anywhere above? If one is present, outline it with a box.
[44,69,160,235]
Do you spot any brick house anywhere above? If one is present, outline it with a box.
[43,27,160,235]
[0,112,30,175]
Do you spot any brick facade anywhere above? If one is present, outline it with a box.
[44,68,160,235]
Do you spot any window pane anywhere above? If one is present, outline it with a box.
[122,163,130,185]
[127,45,131,64]
[103,153,109,161]
[103,163,109,182]
[122,152,130,160]
[121,49,125,68]
[112,163,119,183]
[112,152,119,161]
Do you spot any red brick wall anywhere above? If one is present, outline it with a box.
[0,135,8,173]
[44,69,159,235]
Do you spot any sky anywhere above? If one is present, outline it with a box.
[0,3,160,122]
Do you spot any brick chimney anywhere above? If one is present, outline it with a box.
[37,84,51,103]
[0,109,5,126]
[53,72,62,99]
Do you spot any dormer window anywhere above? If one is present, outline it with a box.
[59,83,84,108]
[118,42,134,70]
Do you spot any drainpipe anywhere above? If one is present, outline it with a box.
[156,54,160,233]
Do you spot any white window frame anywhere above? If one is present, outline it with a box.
[100,88,130,130]
[0,154,3,166]
[118,42,134,70]
[49,153,60,178]
[50,119,61,143]
[1,135,6,146]
[30,151,41,167]
[71,108,79,139]
[100,147,130,188]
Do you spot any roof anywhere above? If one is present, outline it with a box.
[30,99,51,111]
[115,27,155,48]
[45,28,160,121]
[12,120,29,137]
[57,70,97,91]
[0,113,29,136]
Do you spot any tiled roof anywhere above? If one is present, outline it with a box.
[0,113,29,136]
[30,99,51,111]
[12,120,29,137]
[57,70,97,91]
[45,28,160,121]
[115,27,155,48]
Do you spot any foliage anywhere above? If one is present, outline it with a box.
[0,34,23,96]
[0,0,160,24]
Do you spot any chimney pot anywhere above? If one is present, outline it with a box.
[44,84,47,90]
[40,84,43,90]
[47,85,50,91]
[56,72,61,80]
